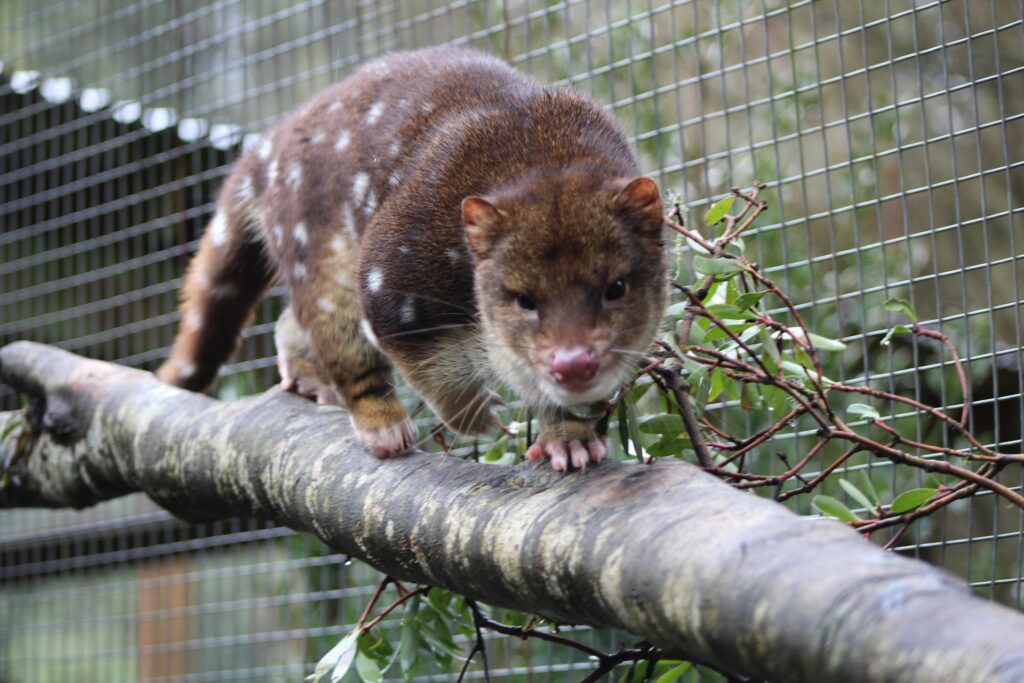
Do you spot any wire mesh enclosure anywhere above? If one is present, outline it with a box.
[1,1,1022,681]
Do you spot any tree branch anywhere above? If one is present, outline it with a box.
[3,341,1024,683]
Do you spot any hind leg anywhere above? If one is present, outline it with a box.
[274,306,340,405]
[158,195,273,391]
[288,246,416,458]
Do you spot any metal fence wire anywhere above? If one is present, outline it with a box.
[1,1,1022,681]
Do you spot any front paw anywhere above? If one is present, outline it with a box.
[351,415,418,458]
[527,432,608,472]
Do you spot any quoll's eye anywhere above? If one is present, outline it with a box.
[604,278,628,301]
[516,293,537,311]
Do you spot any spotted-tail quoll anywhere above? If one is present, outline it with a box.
[157,46,668,471]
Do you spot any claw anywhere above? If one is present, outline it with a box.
[353,417,418,458]
[528,432,606,472]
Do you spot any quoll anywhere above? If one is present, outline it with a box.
[158,46,668,471]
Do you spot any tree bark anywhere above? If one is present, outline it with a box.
[2,340,1023,683]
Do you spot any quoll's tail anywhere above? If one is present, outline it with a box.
[157,188,274,392]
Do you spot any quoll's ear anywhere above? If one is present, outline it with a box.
[610,177,664,237]
[462,196,506,258]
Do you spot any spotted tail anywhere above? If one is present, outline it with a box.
[157,190,274,392]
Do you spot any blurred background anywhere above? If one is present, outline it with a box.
[0,1,1022,680]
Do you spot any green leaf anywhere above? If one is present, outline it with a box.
[629,377,654,404]
[481,436,509,463]
[355,650,382,683]
[704,195,735,225]
[702,323,751,344]
[685,236,711,254]
[693,254,746,275]
[777,327,847,351]
[708,368,725,402]
[426,588,454,618]
[882,297,918,322]
[624,395,646,462]
[616,401,631,457]
[846,403,880,420]
[419,616,460,669]
[740,382,762,411]
[838,479,875,512]
[645,436,691,457]
[704,303,747,320]
[764,385,793,415]
[735,291,770,310]
[806,332,847,352]
[656,662,693,683]
[397,622,419,677]
[881,324,912,346]
[681,319,706,346]
[639,413,686,435]
[812,495,862,522]
[853,469,880,504]
[723,370,741,402]
[665,301,688,319]
[760,326,781,365]
[779,359,834,386]
[891,488,938,513]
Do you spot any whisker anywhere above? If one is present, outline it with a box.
[376,322,478,341]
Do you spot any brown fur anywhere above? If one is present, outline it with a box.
[157,46,667,466]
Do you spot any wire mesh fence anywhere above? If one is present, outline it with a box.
[0,1,1022,681]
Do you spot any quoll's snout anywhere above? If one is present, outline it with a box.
[549,346,600,388]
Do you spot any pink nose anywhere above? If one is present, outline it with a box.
[549,346,599,386]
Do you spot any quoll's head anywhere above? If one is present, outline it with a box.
[462,171,668,408]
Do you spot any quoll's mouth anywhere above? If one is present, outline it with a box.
[539,365,620,406]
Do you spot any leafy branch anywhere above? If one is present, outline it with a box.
[637,183,1024,538]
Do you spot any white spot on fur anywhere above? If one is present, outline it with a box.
[185,311,203,331]
[400,296,415,324]
[212,284,237,299]
[341,204,357,239]
[388,171,401,187]
[335,269,353,288]
[237,175,254,200]
[360,319,380,348]
[271,224,283,244]
[310,129,325,145]
[398,245,410,254]
[286,162,302,189]
[258,137,272,160]
[352,172,370,204]
[335,129,350,151]
[445,248,460,263]
[366,101,385,124]
[328,100,341,112]
[366,267,383,293]
[293,263,308,280]
[330,235,346,252]
[178,362,195,380]
[421,102,434,115]
[364,191,377,216]
[317,297,334,312]
[388,141,400,156]
[209,211,229,246]
[267,159,278,186]
[293,221,308,245]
